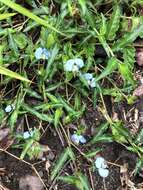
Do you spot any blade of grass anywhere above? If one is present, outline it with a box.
[0,0,65,36]
[0,65,30,82]
[0,13,16,20]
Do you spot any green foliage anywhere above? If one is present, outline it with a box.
[1,0,143,186]
[106,5,121,41]
[51,147,75,180]
[123,46,136,70]
[0,65,30,82]
[113,23,143,51]
[96,57,118,81]
[0,0,64,35]
[59,173,90,190]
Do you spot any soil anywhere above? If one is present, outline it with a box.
[1,100,143,190]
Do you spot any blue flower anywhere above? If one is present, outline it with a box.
[71,133,86,144]
[95,157,107,169]
[95,156,109,178]
[98,168,109,178]
[5,105,15,113]
[82,73,96,88]
[35,47,50,60]
[23,131,34,139]
[64,58,84,72]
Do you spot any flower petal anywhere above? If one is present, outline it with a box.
[5,105,12,113]
[23,131,31,139]
[35,47,43,59]
[90,78,96,88]
[64,59,75,71]
[95,157,107,169]
[98,168,109,178]
[82,73,93,80]
[42,48,51,59]
[71,134,80,144]
[74,58,84,68]
[35,47,50,60]
[78,135,87,144]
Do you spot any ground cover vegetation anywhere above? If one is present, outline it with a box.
[1,0,143,189]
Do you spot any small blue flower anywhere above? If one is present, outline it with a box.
[95,156,109,178]
[71,133,86,144]
[23,131,34,139]
[95,157,107,169]
[64,58,84,72]
[5,105,15,113]
[98,168,109,178]
[82,73,96,88]
[35,47,50,60]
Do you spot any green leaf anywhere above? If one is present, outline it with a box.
[78,173,90,190]
[111,122,131,143]
[0,13,16,20]
[23,104,53,123]
[106,5,120,40]
[54,108,63,128]
[100,13,107,36]
[0,66,30,82]
[44,44,59,80]
[0,0,64,36]
[91,134,113,144]
[135,128,143,144]
[118,62,135,85]
[96,57,118,81]
[13,33,28,49]
[51,147,73,180]
[20,139,34,159]
[113,23,143,51]
[78,0,87,15]
[85,148,102,158]
[123,46,136,71]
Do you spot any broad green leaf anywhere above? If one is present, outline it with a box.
[106,5,120,40]
[0,66,30,82]
[0,0,64,35]
[123,46,135,70]
[23,104,53,123]
[118,62,135,85]
[96,57,118,81]
[113,23,143,51]
[0,13,16,20]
